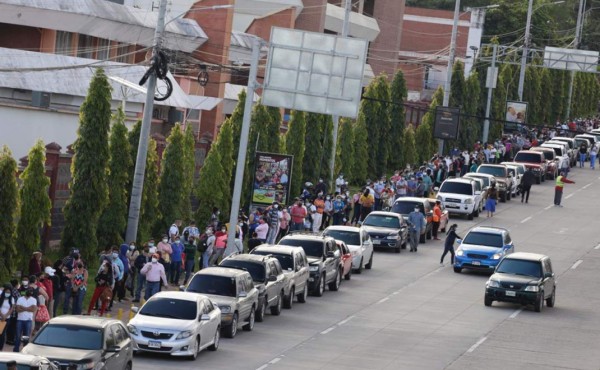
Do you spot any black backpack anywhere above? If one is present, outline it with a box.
[197,235,209,253]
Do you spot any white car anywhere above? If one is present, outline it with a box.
[323,225,374,273]
[128,291,221,360]
[502,164,521,196]
[548,137,576,166]
[436,178,483,220]
[541,143,570,171]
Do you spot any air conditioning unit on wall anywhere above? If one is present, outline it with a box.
[32,91,51,108]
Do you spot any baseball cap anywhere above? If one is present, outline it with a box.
[44,266,56,277]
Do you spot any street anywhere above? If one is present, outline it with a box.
[134,167,600,370]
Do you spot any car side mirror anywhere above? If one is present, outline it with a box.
[475,191,482,195]
[544,272,554,279]
[238,291,247,298]
[456,239,462,245]
[200,314,211,321]
[326,251,335,258]
[106,345,121,353]
[131,306,139,313]
[268,275,277,282]
[179,285,185,291]
[362,240,370,246]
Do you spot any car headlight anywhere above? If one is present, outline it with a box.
[385,234,399,240]
[176,330,193,340]
[437,195,443,202]
[498,183,506,189]
[127,324,138,335]
[487,280,500,288]
[492,253,502,260]
[309,265,319,272]
[464,198,473,204]
[76,361,96,370]
[456,249,464,256]
[219,306,231,314]
[524,285,539,292]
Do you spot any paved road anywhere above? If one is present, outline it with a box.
[134,167,600,370]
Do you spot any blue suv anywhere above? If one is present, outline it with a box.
[454,226,514,273]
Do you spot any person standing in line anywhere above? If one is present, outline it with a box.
[210,228,228,266]
[290,198,307,231]
[12,288,37,352]
[590,143,598,170]
[351,191,362,224]
[182,236,197,286]
[277,209,291,240]
[65,262,87,315]
[140,254,168,301]
[554,171,575,207]
[312,195,325,233]
[440,224,461,266]
[202,228,216,270]
[87,261,113,316]
[157,235,172,279]
[132,245,150,303]
[126,242,139,297]
[0,284,15,351]
[521,167,535,203]
[432,201,442,240]
[170,236,184,285]
[255,218,269,243]
[359,189,374,222]
[169,219,182,242]
[266,202,281,244]
[407,207,425,252]
[486,184,498,218]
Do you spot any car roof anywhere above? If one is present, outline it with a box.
[392,197,428,204]
[504,252,548,262]
[531,147,553,152]
[252,245,305,256]
[542,142,564,147]
[46,315,120,328]
[552,136,574,141]
[0,353,48,365]
[223,253,270,264]
[149,291,206,302]
[478,164,505,168]
[281,233,329,241]
[501,162,526,168]
[442,178,474,184]
[323,225,361,233]
[196,266,249,278]
[467,226,508,235]
[366,211,402,217]
[465,173,494,179]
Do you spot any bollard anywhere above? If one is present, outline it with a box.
[106,313,112,318]
[140,297,146,306]
[129,305,135,321]
[117,308,123,321]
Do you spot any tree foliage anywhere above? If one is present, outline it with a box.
[302,112,325,184]
[285,111,306,198]
[402,126,417,169]
[62,69,112,262]
[319,115,334,182]
[97,109,131,248]
[420,86,444,157]
[389,70,407,170]
[352,113,369,184]
[361,75,391,178]
[265,106,282,154]
[210,119,234,218]
[460,71,481,149]
[137,138,160,244]
[0,146,18,279]
[181,125,196,220]
[195,145,226,228]
[336,118,355,183]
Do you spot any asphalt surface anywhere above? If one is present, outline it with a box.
[130,167,600,369]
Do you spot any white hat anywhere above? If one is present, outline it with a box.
[44,266,56,277]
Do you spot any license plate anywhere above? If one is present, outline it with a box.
[472,261,481,266]
[148,340,161,349]
[372,240,381,245]
[446,202,458,207]
[505,290,516,297]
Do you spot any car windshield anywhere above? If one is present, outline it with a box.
[496,259,542,278]
[534,150,553,160]
[220,260,265,282]
[363,215,400,229]
[187,275,236,297]
[478,166,506,177]
[33,325,102,350]
[545,147,562,156]
[463,232,503,248]
[506,168,516,177]
[439,181,473,195]
[575,138,590,147]
[391,202,424,215]
[323,229,361,246]
[552,139,572,149]
[514,152,542,163]
[466,175,489,187]
[251,251,294,270]
[139,298,197,320]
[0,364,32,370]
[278,239,323,258]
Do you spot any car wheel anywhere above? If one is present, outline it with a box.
[500,192,506,203]
[255,298,266,322]
[313,274,325,297]
[365,253,373,270]
[467,212,474,220]
[534,292,544,313]
[329,269,341,291]
[283,287,294,309]
[507,191,511,201]
[223,312,238,338]
[355,258,363,274]
[124,362,132,370]
[243,306,256,331]
[474,207,480,217]
[546,288,556,308]
[187,337,199,360]
[297,285,308,303]
[541,174,546,182]
[270,292,283,315]
[344,267,351,280]
[395,246,401,253]
[484,295,493,307]
[453,267,462,273]
[208,327,220,351]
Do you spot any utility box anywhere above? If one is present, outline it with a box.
[32,91,51,108]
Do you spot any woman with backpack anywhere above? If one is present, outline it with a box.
[87,261,113,316]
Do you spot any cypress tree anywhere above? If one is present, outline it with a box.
[389,70,408,170]
[539,68,554,124]
[352,113,369,184]
[265,106,282,153]
[231,90,246,156]
[336,118,355,183]
[523,66,542,124]
[449,60,466,110]
[195,146,226,228]
[420,86,444,160]
[155,124,187,236]
[181,125,196,220]
[285,111,306,198]
[362,75,391,178]
[0,146,18,280]
[97,109,131,248]
[402,126,417,168]
[137,138,160,244]
[549,69,566,123]
[460,71,481,149]
[319,114,334,182]
[415,122,433,165]
[302,112,324,184]
[242,103,271,204]
[62,68,112,262]
[17,140,51,268]
[211,119,234,217]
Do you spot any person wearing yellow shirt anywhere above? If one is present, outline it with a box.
[359,189,374,221]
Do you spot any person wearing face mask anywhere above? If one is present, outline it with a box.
[148,239,157,255]
[157,235,172,277]
[290,198,307,231]
[169,237,184,285]
[266,202,282,244]
[322,195,333,230]
[87,261,113,316]
[335,174,345,193]
[210,207,220,230]
[51,260,66,318]
[277,208,291,241]
[315,179,327,197]
[169,219,182,242]
[132,246,151,303]
[374,179,385,211]
[126,242,139,297]
[5,280,20,345]
[114,244,130,303]
[182,221,200,243]
[312,195,325,233]
[64,261,87,315]
[203,228,216,269]
[255,217,269,243]
[183,236,197,285]
[332,195,345,225]
[13,288,37,352]
[0,284,15,350]
[141,254,168,300]
[210,227,228,265]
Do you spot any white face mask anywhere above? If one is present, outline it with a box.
[129,245,135,250]
[4,293,10,298]
[274,205,279,209]
[162,238,168,243]
[238,222,243,227]
[21,281,28,287]
[151,258,158,263]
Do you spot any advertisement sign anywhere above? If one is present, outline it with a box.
[433,107,460,140]
[252,152,293,206]
[505,101,528,124]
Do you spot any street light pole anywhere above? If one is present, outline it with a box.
[483,43,498,144]
[125,0,167,243]
[566,0,586,121]
[517,0,534,102]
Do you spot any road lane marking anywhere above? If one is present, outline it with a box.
[376,297,390,304]
[337,316,354,326]
[582,183,592,189]
[509,308,523,319]
[320,326,336,335]
[544,205,553,210]
[467,337,487,353]
[571,260,583,269]
[521,216,532,223]
[256,365,269,370]
[594,243,600,250]
[269,358,281,365]
[565,194,573,199]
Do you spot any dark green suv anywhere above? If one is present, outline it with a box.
[484,252,556,312]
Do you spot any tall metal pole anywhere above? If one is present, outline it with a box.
[483,44,498,144]
[226,38,261,249]
[440,0,461,154]
[517,0,534,101]
[330,0,351,188]
[566,0,586,121]
[125,0,167,243]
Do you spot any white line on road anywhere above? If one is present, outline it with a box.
[582,183,592,189]
[269,358,281,365]
[521,216,532,223]
[467,337,487,353]
[544,205,553,210]
[376,297,390,304]
[320,326,336,335]
[509,308,523,319]
[571,260,583,269]
[256,365,269,370]
[337,316,355,326]
[565,194,574,199]
[594,243,600,250]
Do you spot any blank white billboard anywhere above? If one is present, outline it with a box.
[543,47,598,72]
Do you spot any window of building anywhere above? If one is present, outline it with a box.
[363,0,375,16]
[96,38,110,60]
[55,31,73,56]
[115,43,131,63]
[324,29,338,35]
[77,35,94,59]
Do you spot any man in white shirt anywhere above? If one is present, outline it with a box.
[168,220,182,242]
[13,290,37,352]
